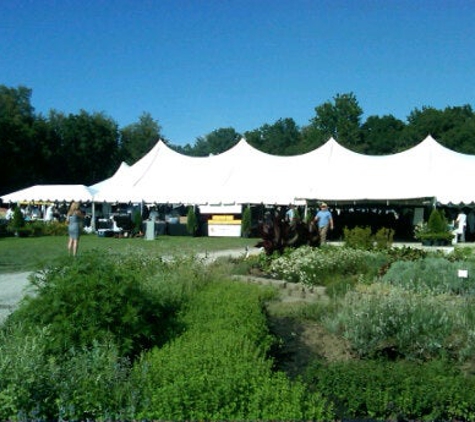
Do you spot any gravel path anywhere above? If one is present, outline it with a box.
[0,271,33,324]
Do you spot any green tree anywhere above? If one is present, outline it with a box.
[46,109,121,185]
[360,114,406,154]
[119,112,163,164]
[186,206,198,236]
[402,105,475,153]
[245,118,302,155]
[299,124,328,152]
[241,205,252,237]
[309,92,363,149]
[0,85,36,195]
[186,127,241,156]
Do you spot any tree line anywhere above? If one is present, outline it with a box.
[1,85,475,196]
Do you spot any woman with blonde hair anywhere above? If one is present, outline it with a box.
[66,201,83,256]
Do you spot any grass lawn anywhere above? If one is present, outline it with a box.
[0,234,259,273]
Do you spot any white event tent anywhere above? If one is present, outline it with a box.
[1,184,94,204]
[3,135,475,208]
[90,135,475,207]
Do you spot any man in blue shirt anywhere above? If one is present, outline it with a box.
[314,203,334,244]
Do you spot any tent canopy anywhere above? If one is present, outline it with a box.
[91,135,475,207]
[1,184,94,204]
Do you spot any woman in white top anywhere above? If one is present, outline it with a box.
[455,209,467,242]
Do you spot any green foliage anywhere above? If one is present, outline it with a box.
[418,208,454,243]
[54,341,134,422]
[343,225,394,250]
[132,210,143,235]
[0,326,135,422]
[382,256,475,295]
[27,220,45,236]
[307,358,475,421]
[310,92,363,148]
[7,207,25,234]
[373,227,395,249]
[241,205,252,237]
[268,245,386,286]
[325,282,475,361]
[343,225,373,249]
[385,245,428,262]
[0,326,56,421]
[186,205,198,235]
[42,220,68,236]
[119,111,162,163]
[133,281,332,421]
[5,249,184,357]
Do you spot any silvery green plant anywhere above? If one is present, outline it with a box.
[325,282,475,361]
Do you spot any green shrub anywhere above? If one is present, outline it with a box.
[7,207,25,235]
[382,257,475,295]
[428,207,449,233]
[132,210,143,235]
[27,220,45,236]
[0,326,57,421]
[385,245,428,262]
[325,282,475,361]
[0,252,215,422]
[5,249,185,357]
[373,227,394,249]
[133,281,332,421]
[186,205,198,235]
[343,225,373,249]
[55,341,134,422]
[241,205,252,237]
[343,225,394,250]
[307,358,475,421]
[43,220,68,236]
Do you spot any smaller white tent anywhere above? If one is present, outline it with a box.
[1,184,94,204]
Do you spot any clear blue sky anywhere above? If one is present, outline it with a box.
[1,0,474,146]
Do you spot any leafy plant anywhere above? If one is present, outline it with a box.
[241,205,252,237]
[325,281,475,361]
[343,226,373,249]
[133,281,332,421]
[417,208,454,244]
[186,205,198,235]
[7,207,25,236]
[43,220,68,236]
[343,225,394,250]
[307,358,475,421]
[5,250,184,357]
[132,210,143,236]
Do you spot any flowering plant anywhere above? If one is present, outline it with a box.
[413,221,429,240]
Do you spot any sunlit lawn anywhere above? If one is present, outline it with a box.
[0,234,259,273]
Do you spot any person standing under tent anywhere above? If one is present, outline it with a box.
[66,201,84,256]
[455,208,467,243]
[314,202,334,244]
[285,204,297,228]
